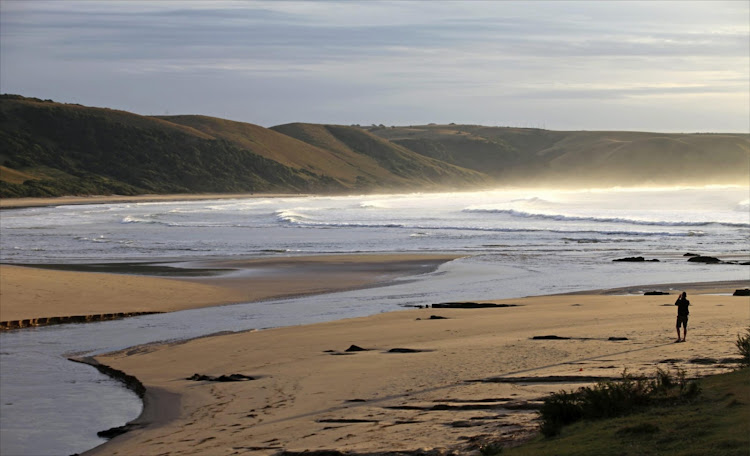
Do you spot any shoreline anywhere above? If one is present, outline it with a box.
[83,279,749,455]
[0,192,309,210]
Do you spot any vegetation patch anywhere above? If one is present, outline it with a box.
[538,367,699,438]
[503,367,749,456]
[736,327,750,366]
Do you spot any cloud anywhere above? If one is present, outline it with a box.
[0,1,747,132]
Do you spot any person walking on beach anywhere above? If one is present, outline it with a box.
[675,291,690,342]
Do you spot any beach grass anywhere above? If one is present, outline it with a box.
[504,367,749,456]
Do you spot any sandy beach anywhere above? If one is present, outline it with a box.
[56,268,746,455]
[0,193,303,210]
[0,254,460,325]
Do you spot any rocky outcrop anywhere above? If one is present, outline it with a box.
[613,256,659,262]
[0,311,163,331]
[733,289,750,296]
[644,291,670,295]
[687,256,721,263]
[431,302,519,309]
[186,373,256,382]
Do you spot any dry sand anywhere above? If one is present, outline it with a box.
[81,282,749,455]
[0,254,459,323]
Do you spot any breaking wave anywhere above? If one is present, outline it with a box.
[462,208,749,228]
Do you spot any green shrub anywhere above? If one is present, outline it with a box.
[539,368,701,437]
[539,390,583,437]
[736,327,750,366]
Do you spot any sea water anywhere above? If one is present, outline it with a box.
[0,186,748,455]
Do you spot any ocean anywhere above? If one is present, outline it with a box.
[1,186,748,455]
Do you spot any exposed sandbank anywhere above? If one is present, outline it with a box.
[0,254,461,326]
[84,282,749,455]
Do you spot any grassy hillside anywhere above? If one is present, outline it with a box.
[158,117,488,190]
[373,124,750,187]
[1,95,747,198]
[0,96,485,198]
[273,123,489,190]
[0,95,345,197]
[503,367,749,456]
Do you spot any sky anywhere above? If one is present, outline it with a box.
[1,1,748,132]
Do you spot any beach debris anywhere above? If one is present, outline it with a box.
[687,255,721,263]
[186,373,256,382]
[733,289,750,296]
[432,302,519,309]
[644,291,670,295]
[613,256,659,262]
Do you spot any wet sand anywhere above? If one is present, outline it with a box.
[81,280,749,455]
[0,254,460,325]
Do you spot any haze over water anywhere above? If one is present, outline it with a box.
[1,185,748,455]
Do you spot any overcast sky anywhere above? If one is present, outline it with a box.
[1,1,748,132]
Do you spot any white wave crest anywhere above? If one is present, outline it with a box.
[462,208,748,228]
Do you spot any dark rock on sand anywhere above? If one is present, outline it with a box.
[689,357,718,365]
[687,256,721,263]
[345,344,368,352]
[388,348,425,353]
[432,302,519,309]
[613,256,659,262]
[733,289,750,296]
[659,358,683,364]
[644,291,670,295]
[532,335,571,340]
[684,253,700,257]
[608,337,629,341]
[187,373,255,382]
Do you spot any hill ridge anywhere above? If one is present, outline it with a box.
[1,95,748,198]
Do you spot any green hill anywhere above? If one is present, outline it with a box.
[271,123,489,190]
[0,96,486,197]
[1,95,747,198]
[373,124,750,187]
